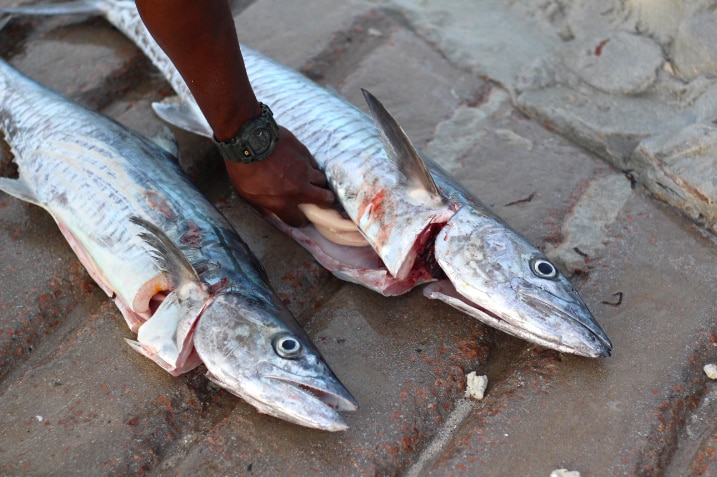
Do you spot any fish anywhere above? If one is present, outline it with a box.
[0,57,357,431]
[1,0,613,357]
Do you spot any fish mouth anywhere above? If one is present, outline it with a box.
[203,366,358,432]
[267,374,359,412]
[258,369,358,432]
[424,279,612,358]
[511,278,613,358]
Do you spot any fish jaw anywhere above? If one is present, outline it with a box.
[509,277,612,357]
[193,293,357,431]
[430,206,612,358]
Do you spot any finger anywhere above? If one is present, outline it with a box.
[307,153,320,171]
[307,167,328,187]
[278,204,309,227]
[302,185,335,208]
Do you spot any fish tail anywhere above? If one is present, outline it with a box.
[1,1,105,16]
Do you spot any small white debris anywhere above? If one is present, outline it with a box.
[464,371,488,400]
[704,364,717,379]
[550,470,581,477]
[367,28,383,37]
[35,415,43,422]
[663,61,675,75]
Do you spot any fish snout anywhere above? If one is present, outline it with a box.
[262,360,359,413]
[511,277,613,357]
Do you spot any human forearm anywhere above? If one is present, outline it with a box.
[136,0,261,141]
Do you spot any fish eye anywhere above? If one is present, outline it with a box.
[273,334,303,359]
[530,257,559,280]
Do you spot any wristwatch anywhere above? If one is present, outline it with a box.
[213,102,280,164]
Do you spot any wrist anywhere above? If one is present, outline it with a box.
[213,101,262,142]
[213,102,280,164]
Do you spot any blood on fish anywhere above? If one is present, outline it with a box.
[415,223,447,279]
[358,189,387,220]
[143,189,177,221]
[180,220,202,248]
[149,291,168,315]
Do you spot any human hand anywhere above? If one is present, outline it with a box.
[224,126,335,227]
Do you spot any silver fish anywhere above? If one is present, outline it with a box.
[2,0,613,357]
[0,58,357,431]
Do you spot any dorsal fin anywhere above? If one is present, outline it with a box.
[361,89,440,196]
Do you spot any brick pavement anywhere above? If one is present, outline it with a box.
[1,2,717,476]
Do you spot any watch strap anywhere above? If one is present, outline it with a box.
[213,102,280,164]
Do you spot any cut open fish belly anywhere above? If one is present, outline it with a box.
[0,0,613,358]
[267,215,436,296]
[296,203,368,247]
[58,218,188,363]
[0,57,357,430]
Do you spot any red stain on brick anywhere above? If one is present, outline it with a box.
[594,38,610,56]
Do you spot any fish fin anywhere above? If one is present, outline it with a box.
[151,98,213,138]
[126,338,203,376]
[129,216,202,290]
[125,217,210,375]
[1,1,103,16]
[361,88,441,197]
[0,15,11,31]
[0,177,40,206]
[134,290,205,373]
[149,125,179,158]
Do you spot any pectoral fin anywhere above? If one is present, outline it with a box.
[151,98,212,138]
[148,125,179,158]
[0,176,40,206]
[128,216,210,374]
[133,289,206,374]
[129,216,202,290]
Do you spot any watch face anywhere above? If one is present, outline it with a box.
[247,126,271,154]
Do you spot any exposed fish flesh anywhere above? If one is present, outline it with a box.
[2,0,613,357]
[0,57,357,431]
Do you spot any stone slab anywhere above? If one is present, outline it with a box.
[233,0,371,70]
[9,15,147,109]
[339,28,480,147]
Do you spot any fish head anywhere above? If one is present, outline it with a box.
[193,292,358,431]
[433,206,612,358]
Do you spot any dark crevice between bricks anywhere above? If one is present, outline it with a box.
[631,321,717,476]
[0,137,18,179]
[300,8,412,87]
[0,15,36,59]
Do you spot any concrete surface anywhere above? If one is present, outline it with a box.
[1,1,717,476]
